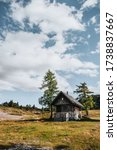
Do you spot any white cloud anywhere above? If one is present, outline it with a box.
[47,33,75,53]
[11,0,85,33]
[89,81,100,94]
[55,73,72,92]
[80,0,98,10]
[87,34,91,39]
[0,31,99,91]
[89,16,96,24]
[0,0,99,92]
[74,69,98,77]
[78,36,88,45]
[91,41,100,54]
[94,24,100,34]
[0,0,12,2]
[0,80,15,91]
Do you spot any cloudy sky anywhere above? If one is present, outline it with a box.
[0,0,99,107]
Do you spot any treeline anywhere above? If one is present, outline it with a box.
[0,95,100,112]
[92,94,100,109]
[0,100,40,111]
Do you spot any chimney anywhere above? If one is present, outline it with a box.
[66,91,69,95]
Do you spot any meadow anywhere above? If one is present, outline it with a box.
[0,107,100,150]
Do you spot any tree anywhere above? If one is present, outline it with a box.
[39,70,59,118]
[92,94,100,109]
[38,96,44,113]
[9,100,14,107]
[74,82,94,116]
[32,105,36,109]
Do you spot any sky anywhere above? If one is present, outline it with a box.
[0,0,100,107]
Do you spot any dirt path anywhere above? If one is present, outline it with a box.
[0,111,23,121]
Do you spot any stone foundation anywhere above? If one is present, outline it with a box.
[54,111,82,121]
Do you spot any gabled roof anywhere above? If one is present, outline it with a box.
[51,91,83,108]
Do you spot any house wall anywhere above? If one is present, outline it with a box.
[54,95,71,105]
[54,108,82,121]
[56,105,73,112]
[74,107,80,120]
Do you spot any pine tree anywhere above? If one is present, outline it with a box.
[39,70,59,116]
[74,82,94,116]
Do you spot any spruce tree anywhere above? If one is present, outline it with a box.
[39,70,59,114]
[74,82,94,116]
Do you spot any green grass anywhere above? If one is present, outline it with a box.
[0,109,100,150]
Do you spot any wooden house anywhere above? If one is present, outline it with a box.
[51,91,83,121]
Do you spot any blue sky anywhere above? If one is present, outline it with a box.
[0,0,99,107]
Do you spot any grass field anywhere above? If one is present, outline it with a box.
[0,108,100,150]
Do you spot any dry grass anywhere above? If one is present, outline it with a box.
[0,108,100,150]
[0,106,41,120]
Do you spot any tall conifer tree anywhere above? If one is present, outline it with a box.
[39,70,59,114]
[74,82,94,116]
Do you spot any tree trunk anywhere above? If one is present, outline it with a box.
[42,106,44,114]
[86,109,89,116]
[50,105,53,119]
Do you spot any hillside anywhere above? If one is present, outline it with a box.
[0,106,41,121]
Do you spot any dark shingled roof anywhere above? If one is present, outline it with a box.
[51,91,83,108]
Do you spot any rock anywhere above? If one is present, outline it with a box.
[2,144,53,150]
